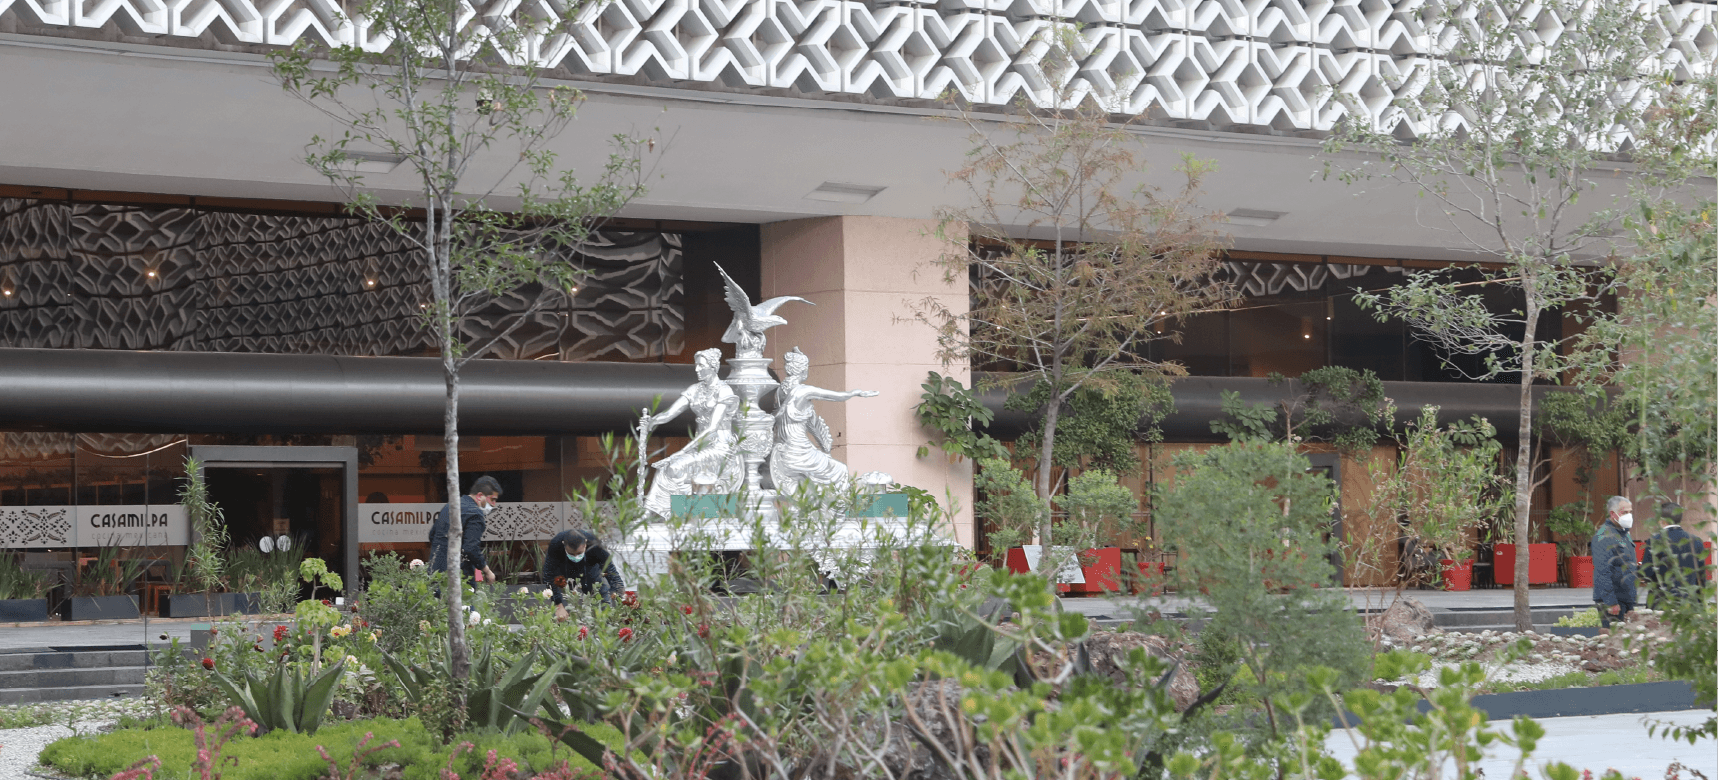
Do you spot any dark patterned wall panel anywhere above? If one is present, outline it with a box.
[0,198,684,360]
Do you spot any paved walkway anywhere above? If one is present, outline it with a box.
[0,617,278,652]
[1323,709,1716,778]
[1058,587,1596,620]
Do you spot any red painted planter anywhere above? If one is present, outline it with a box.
[1494,543,1558,585]
[1440,559,1473,591]
[1565,555,1594,588]
[1070,548,1122,593]
[1002,547,1071,593]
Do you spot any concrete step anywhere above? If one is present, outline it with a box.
[0,683,146,705]
[0,648,146,672]
[0,665,146,689]
[1433,607,1578,628]
[0,646,149,704]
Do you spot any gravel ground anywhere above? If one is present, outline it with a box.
[0,698,150,779]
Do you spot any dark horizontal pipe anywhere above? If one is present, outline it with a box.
[977,374,1575,443]
[0,348,698,436]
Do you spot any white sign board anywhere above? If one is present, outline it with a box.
[358,502,572,544]
[0,505,187,548]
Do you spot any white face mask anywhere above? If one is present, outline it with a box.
[1616,512,1633,530]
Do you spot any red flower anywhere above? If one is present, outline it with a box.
[350,604,359,613]
[273,625,290,642]
[576,625,588,641]
[621,592,639,608]
[253,644,264,653]
[321,599,332,606]
[357,619,369,628]
[554,576,567,588]
[618,627,634,643]
[696,624,709,639]
[200,658,214,670]
[681,605,693,615]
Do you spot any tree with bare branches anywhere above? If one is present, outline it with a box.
[1325,0,1679,630]
[270,0,651,691]
[917,40,1230,545]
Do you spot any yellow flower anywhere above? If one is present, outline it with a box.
[330,625,352,638]
[369,629,381,642]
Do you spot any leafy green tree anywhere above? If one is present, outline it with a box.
[1155,442,1369,739]
[1326,0,1674,630]
[1054,469,1138,552]
[269,0,651,692]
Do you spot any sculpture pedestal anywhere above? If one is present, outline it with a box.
[724,357,777,494]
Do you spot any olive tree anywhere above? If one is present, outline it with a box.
[270,0,650,689]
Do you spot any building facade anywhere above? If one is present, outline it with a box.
[0,0,1710,590]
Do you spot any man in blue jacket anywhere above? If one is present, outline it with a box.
[1590,495,1638,630]
[1643,501,1710,609]
[429,475,500,585]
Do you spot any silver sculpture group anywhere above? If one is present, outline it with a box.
[636,263,889,519]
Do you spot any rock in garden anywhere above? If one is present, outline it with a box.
[1082,631,1200,711]
[1369,597,1435,644]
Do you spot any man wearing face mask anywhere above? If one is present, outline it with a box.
[428,475,500,585]
[542,529,624,619]
[1590,495,1639,630]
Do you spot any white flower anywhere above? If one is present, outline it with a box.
[518,587,530,595]
[483,618,493,626]
[345,655,359,666]
[468,611,482,626]
[541,589,553,599]
[409,559,425,569]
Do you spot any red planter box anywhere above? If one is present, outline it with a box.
[1494,543,1557,585]
[1070,548,1122,593]
[1565,555,1593,588]
[1440,559,1473,591]
[1002,547,1071,593]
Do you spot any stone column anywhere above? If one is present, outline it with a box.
[759,216,975,547]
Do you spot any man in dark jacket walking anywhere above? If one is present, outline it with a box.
[542,529,625,618]
[1643,501,1710,609]
[429,475,500,585]
[1590,495,1638,630]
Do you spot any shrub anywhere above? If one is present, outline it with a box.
[360,553,446,655]
[36,716,622,780]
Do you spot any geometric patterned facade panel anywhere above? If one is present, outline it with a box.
[0,198,684,361]
[0,0,1710,135]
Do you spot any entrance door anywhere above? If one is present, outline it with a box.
[190,446,358,592]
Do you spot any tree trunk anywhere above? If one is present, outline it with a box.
[1510,300,1540,632]
[1035,398,1059,546]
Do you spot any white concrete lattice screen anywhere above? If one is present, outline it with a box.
[0,0,1712,136]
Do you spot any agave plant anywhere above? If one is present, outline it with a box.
[380,644,563,734]
[208,658,345,735]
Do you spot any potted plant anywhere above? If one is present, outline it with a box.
[1054,469,1136,593]
[61,546,145,620]
[164,456,232,618]
[226,535,300,615]
[1546,502,1595,587]
[1371,408,1512,591]
[0,553,52,622]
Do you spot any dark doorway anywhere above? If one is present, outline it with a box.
[206,466,344,564]
[191,446,359,591]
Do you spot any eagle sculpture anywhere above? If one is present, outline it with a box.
[716,262,811,359]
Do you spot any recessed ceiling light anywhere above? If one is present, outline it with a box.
[805,182,887,204]
[1225,208,1287,227]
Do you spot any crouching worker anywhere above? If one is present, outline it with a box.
[543,529,625,620]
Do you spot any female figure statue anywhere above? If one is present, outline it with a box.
[769,348,879,496]
[639,348,743,518]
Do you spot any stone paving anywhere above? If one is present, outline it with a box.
[1323,709,1716,778]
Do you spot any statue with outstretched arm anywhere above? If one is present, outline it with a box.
[639,348,744,518]
[769,348,881,496]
